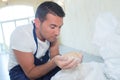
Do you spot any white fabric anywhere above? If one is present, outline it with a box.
[104,59,120,80]
[116,23,120,35]
[100,34,120,80]
[51,62,107,80]
[100,34,120,59]
[93,12,120,80]
[8,23,50,70]
[92,13,118,47]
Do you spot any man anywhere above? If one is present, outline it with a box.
[8,1,81,80]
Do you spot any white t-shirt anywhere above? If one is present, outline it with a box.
[8,23,50,70]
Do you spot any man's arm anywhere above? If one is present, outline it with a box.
[49,40,83,69]
[13,49,56,80]
[49,40,60,59]
[13,40,81,79]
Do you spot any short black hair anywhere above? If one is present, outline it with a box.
[35,1,65,22]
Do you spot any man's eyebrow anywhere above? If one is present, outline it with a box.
[50,24,57,27]
[50,23,63,28]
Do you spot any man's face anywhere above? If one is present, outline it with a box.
[38,13,63,42]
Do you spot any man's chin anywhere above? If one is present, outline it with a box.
[49,39,57,42]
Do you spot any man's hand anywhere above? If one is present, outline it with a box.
[53,55,81,69]
[63,52,83,61]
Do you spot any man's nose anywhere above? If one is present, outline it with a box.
[55,28,60,36]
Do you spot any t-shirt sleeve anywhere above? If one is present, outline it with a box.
[10,27,34,52]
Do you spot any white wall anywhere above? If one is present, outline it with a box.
[60,0,120,55]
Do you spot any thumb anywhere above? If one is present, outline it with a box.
[55,55,68,61]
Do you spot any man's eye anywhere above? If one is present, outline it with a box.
[51,26,55,29]
[50,25,56,29]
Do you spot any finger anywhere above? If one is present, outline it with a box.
[79,54,83,59]
[54,55,69,68]
[55,55,68,61]
[56,57,74,69]
[62,58,79,69]
[76,58,82,63]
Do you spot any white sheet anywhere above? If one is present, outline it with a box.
[92,12,118,47]
[51,62,107,80]
[92,12,120,80]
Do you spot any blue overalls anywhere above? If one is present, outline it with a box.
[9,23,61,80]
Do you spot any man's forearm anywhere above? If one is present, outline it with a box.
[50,40,60,58]
[26,58,56,79]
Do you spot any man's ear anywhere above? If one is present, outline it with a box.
[34,18,41,28]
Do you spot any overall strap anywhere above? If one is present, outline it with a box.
[32,22,49,65]
[32,22,38,56]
